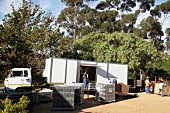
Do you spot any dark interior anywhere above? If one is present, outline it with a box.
[79,66,96,83]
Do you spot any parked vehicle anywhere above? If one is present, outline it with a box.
[4,68,32,92]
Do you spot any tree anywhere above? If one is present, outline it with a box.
[120,11,139,33]
[134,16,164,50]
[75,32,168,77]
[150,0,170,25]
[165,28,170,53]
[0,0,63,80]
[149,0,170,51]
[96,0,136,12]
[57,0,97,42]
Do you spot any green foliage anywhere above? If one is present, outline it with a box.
[135,16,164,50]
[166,28,170,37]
[58,0,97,41]
[120,13,138,33]
[76,32,169,77]
[0,96,30,113]
[1,0,170,80]
[96,0,137,12]
[0,0,64,80]
[58,0,169,56]
[158,56,170,75]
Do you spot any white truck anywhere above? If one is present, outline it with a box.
[4,68,32,92]
[4,57,128,92]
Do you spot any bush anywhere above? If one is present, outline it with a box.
[0,96,30,113]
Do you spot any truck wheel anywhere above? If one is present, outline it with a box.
[15,88,27,92]
[3,88,7,93]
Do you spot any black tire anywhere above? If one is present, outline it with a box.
[15,88,27,92]
[3,87,7,93]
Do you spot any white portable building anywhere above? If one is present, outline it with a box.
[43,57,128,85]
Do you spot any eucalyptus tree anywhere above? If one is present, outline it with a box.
[133,0,170,51]
[57,0,98,42]
[150,0,170,26]
[165,28,170,53]
[149,0,170,52]
[0,0,63,79]
[57,0,159,39]
[94,0,156,33]
[134,16,164,49]
[120,10,140,33]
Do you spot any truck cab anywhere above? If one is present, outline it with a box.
[4,68,32,92]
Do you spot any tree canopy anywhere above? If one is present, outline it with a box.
[75,32,169,77]
[0,0,64,79]
[0,0,170,80]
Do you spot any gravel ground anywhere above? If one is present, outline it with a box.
[31,92,170,113]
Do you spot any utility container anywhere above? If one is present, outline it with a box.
[88,83,96,90]
[65,83,84,105]
[95,83,115,102]
[32,89,52,104]
[52,85,74,111]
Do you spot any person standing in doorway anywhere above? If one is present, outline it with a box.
[145,77,150,94]
[82,71,88,90]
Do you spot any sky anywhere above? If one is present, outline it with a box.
[0,0,169,37]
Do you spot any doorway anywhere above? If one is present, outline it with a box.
[79,66,96,83]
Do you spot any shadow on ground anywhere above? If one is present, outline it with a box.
[31,91,138,113]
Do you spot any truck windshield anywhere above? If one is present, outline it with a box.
[11,71,23,77]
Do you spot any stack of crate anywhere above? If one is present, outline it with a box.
[32,89,52,104]
[95,83,115,103]
[65,83,84,105]
[88,83,96,90]
[73,83,84,105]
[52,85,74,111]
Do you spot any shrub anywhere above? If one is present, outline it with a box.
[0,96,30,113]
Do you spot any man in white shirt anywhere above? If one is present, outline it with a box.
[159,81,164,96]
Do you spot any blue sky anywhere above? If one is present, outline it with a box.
[0,0,98,23]
[0,0,169,36]
[0,0,65,22]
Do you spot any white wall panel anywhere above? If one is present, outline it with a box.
[66,60,78,83]
[96,63,108,83]
[80,61,97,66]
[51,58,66,83]
[43,58,52,83]
[108,63,128,85]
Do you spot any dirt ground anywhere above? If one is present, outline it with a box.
[31,92,170,113]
